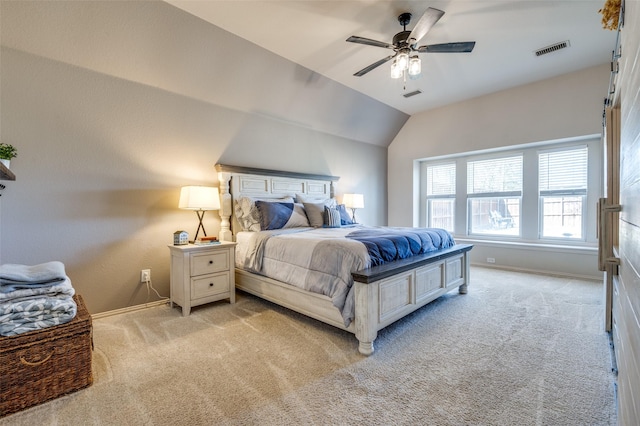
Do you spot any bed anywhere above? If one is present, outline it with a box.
[215,164,472,355]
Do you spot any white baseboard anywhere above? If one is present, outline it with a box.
[471,262,601,282]
[91,299,169,320]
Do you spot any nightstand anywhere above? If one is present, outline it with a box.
[168,242,236,316]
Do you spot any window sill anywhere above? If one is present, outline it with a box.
[455,237,597,255]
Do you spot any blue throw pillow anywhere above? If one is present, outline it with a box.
[256,201,310,230]
[337,204,354,225]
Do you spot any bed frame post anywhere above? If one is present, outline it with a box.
[217,171,233,242]
[354,281,378,355]
[458,251,470,294]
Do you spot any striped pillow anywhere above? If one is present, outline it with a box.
[323,206,341,228]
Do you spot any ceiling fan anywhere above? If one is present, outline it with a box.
[346,7,476,78]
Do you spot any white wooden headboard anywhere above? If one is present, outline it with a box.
[215,164,339,241]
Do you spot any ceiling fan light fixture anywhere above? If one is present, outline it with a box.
[408,56,421,76]
[396,51,409,70]
[346,7,476,84]
[390,59,403,79]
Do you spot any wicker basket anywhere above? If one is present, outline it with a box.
[0,294,93,417]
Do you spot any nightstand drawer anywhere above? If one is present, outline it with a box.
[191,272,231,299]
[191,250,229,276]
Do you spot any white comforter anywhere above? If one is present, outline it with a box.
[236,227,371,327]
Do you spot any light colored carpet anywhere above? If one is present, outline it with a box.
[1,267,616,425]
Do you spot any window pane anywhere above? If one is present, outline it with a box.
[467,156,522,194]
[427,163,455,196]
[539,147,587,240]
[541,196,583,239]
[428,199,454,232]
[539,147,587,193]
[469,197,520,236]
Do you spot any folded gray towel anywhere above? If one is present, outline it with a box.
[0,261,66,287]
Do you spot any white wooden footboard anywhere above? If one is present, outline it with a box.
[235,244,472,355]
[352,244,472,355]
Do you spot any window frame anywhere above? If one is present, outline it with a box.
[537,145,589,241]
[466,154,523,237]
[418,137,601,247]
[424,161,456,232]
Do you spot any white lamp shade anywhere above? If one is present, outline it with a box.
[343,193,364,209]
[179,186,220,210]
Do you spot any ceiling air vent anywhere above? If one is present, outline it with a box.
[534,40,570,57]
[403,90,422,98]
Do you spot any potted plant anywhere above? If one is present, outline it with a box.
[0,142,17,169]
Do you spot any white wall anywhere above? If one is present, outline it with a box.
[388,64,610,278]
[0,1,406,314]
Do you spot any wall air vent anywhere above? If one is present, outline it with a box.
[534,40,571,56]
[403,90,422,98]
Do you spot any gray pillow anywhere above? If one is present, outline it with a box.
[303,202,326,227]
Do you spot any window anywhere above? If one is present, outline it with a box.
[539,146,588,239]
[426,163,455,231]
[467,156,522,236]
[419,136,600,246]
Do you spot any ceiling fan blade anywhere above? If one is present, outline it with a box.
[346,36,395,49]
[408,7,445,46]
[353,54,396,77]
[417,41,476,53]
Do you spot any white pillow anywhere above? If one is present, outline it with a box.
[234,196,294,232]
[296,194,336,207]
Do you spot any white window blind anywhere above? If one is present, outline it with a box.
[539,146,588,195]
[467,155,523,195]
[426,163,456,196]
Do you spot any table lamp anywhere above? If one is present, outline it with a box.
[343,193,364,223]
[179,186,220,242]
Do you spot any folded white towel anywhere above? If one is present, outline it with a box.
[0,276,75,301]
[0,261,66,286]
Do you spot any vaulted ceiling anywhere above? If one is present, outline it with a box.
[167,1,617,115]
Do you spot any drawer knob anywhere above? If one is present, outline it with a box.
[209,283,214,287]
[209,260,213,264]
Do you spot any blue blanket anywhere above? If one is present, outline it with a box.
[346,227,455,266]
[0,261,67,291]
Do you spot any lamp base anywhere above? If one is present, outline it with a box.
[192,209,208,242]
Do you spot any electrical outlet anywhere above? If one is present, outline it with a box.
[486,257,496,264]
[140,269,151,282]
